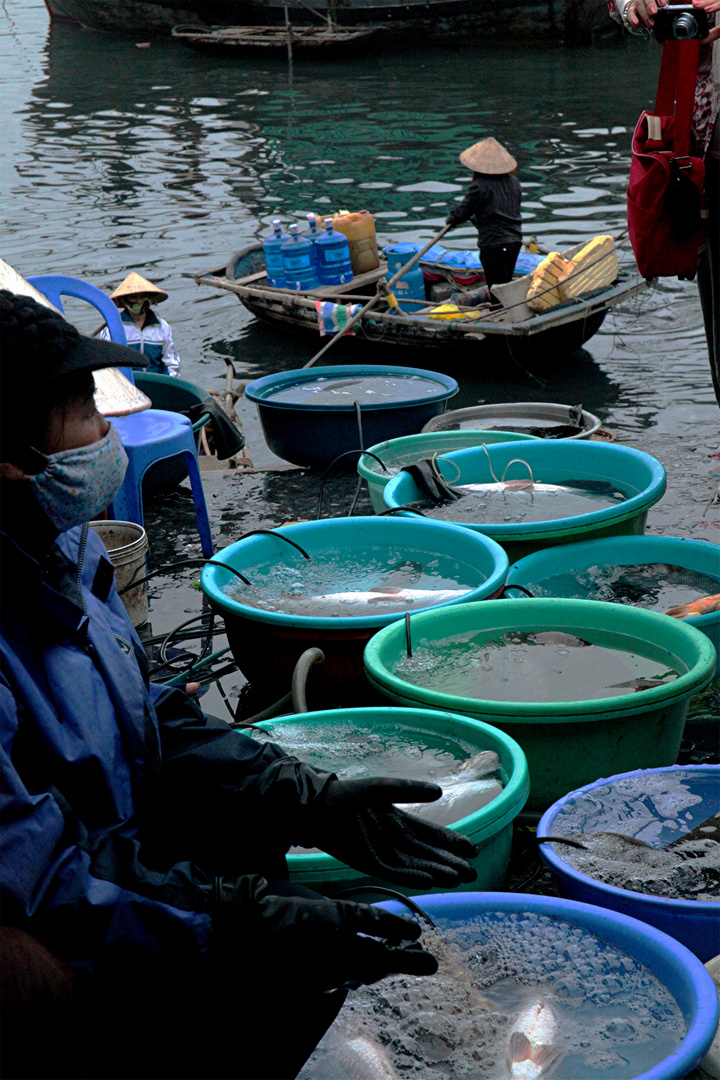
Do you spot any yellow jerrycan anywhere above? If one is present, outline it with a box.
[332,210,380,275]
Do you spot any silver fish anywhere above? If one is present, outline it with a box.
[403,778,503,826]
[309,586,468,607]
[335,1036,399,1080]
[506,998,563,1080]
[453,749,501,780]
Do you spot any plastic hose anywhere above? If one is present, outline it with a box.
[290,648,325,713]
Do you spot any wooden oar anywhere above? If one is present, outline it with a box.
[303,222,452,369]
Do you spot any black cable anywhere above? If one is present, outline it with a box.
[236,529,310,560]
[378,504,427,517]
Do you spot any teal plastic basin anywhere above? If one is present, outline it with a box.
[364,598,716,813]
[244,706,529,896]
[358,429,540,513]
[505,534,720,674]
[383,439,667,563]
[201,516,508,699]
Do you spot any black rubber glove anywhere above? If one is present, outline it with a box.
[257,759,478,889]
[213,875,438,990]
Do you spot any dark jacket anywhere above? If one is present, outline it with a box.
[447,173,522,248]
[0,522,286,972]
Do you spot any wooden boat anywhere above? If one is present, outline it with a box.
[194,243,648,362]
[171,22,385,54]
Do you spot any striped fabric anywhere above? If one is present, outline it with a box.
[315,301,363,337]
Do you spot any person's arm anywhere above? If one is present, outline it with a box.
[159,317,180,377]
[0,679,212,970]
[446,178,489,228]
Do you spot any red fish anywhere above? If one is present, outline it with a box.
[664,594,720,619]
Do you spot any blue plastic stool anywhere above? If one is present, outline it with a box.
[27,274,214,557]
[109,411,214,557]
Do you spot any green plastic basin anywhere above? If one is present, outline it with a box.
[383,439,667,563]
[364,599,716,813]
[243,706,529,897]
[358,429,540,513]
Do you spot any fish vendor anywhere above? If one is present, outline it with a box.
[445,137,523,301]
[100,270,180,376]
[0,290,477,1078]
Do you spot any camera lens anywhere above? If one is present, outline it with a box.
[672,12,699,38]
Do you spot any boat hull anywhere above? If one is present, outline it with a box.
[43,0,614,43]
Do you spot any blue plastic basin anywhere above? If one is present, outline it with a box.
[201,515,508,697]
[383,439,667,563]
[505,535,720,674]
[244,364,458,469]
[538,765,720,963]
[375,892,720,1080]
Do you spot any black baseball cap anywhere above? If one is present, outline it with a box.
[0,289,148,382]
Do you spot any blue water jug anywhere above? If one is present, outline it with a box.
[263,220,289,288]
[384,243,426,312]
[282,224,320,291]
[315,218,353,286]
[303,214,322,269]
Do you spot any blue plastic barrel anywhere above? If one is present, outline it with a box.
[282,224,319,291]
[315,218,353,285]
[375,892,720,1080]
[262,219,289,288]
[384,242,426,311]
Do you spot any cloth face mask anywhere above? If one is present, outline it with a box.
[27,424,129,532]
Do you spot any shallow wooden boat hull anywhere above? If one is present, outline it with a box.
[195,244,647,365]
[172,22,386,53]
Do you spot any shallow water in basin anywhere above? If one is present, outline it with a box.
[529,561,720,612]
[391,630,683,703]
[267,374,444,405]
[223,546,481,616]
[417,480,629,526]
[300,912,686,1080]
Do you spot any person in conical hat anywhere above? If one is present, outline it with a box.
[100,272,180,377]
[445,137,523,303]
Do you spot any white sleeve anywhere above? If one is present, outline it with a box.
[159,317,180,377]
[99,326,111,341]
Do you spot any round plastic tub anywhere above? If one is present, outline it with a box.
[538,765,720,962]
[383,439,667,563]
[374,892,720,1080]
[422,400,602,439]
[201,516,509,699]
[244,364,458,470]
[364,598,716,812]
[505,534,720,674]
[358,429,540,513]
[247,706,529,896]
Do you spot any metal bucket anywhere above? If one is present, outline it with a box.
[89,520,149,627]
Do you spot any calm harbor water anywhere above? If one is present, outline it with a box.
[2,1,719,520]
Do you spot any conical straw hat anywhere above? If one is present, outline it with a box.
[110,272,168,305]
[459,138,517,175]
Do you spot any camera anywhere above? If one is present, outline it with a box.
[652,4,709,41]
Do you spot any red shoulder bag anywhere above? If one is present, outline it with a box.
[627,39,707,280]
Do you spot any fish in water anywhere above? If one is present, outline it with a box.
[506,998,563,1080]
[403,778,504,826]
[400,750,503,825]
[606,672,678,692]
[664,593,720,619]
[335,1036,399,1080]
[526,631,590,648]
[309,586,468,607]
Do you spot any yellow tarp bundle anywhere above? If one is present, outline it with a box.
[527,235,618,313]
[428,303,483,321]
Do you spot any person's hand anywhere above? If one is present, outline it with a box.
[445,213,457,227]
[213,875,439,990]
[693,0,720,40]
[623,0,668,30]
[298,775,479,888]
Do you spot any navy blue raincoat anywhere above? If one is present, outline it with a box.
[0,523,286,973]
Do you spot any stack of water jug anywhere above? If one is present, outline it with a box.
[263,211,380,291]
